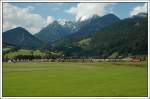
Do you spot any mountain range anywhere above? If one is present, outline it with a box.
[2,13,148,57]
[35,14,120,43]
[54,14,147,57]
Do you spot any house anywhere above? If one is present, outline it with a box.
[131,56,142,62]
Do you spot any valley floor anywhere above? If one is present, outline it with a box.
[2,61,148,96]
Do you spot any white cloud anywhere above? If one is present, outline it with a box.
[130,3,147,16]
[66,7,77,14]
[58,18,67,25]
[47,16,55,24]
[3,3,50,34]
[66,3,113,21]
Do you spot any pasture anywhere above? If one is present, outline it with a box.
[3,61,147,96]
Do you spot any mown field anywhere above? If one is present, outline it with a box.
[3,61,148,96]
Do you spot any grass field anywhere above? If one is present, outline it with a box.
[3,61,148,96]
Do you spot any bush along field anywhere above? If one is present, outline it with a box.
[3,61,147,96]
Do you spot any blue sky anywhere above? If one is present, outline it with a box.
[11,2,146,20]
[11,3,77,21]
[3,2,147,33]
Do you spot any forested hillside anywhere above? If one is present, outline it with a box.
[54,16,148,58]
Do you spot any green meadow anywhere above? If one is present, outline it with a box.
[3,61,148,96]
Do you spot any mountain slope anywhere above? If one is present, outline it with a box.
[54,16,147,57]
[35,21,75,43]
[69,14,120,40]
[53,14,120,45]
[35,14,120,44]
[53,14,120,46]
[90,16,148,56]
[3,27,44,48]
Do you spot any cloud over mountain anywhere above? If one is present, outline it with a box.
[3,3,55,34]
[130,3,147,16]
[47,16,55,24]
[65,3,113,21]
